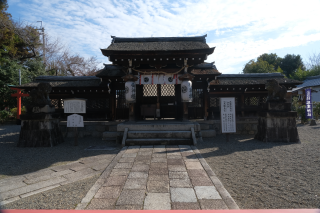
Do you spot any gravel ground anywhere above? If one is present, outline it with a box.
[1,175,100,209]
[197,124,320,209]
[0,124,122,180]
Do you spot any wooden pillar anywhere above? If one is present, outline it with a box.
[183,102,188,121]
[129,103,135,121]
[204,88,208,120]
[241,93,245,117]
[110,90,116,121]
[156,84,161,119]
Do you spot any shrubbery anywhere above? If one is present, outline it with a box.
[0,110,13,123]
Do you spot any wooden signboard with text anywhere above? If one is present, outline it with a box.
[64,98,86,114]
[220,97,236,134]
[64,98,86,146]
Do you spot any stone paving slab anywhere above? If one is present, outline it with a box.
[144,193,171,210]
[87,198,117,210]
[170,178,193,188]
[147,180,169,193]
[171,202,200,210]
[0,176,67,201]
[171,188,197,202]
[0,152,117,206]
[0,181,27,193]
[95,186,122,199]
[194,186,222,199]
[77,145,238,210]
[123,178,147,189]
[116,189,145,205]
[199,199,229,209]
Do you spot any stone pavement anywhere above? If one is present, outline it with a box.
[77,145,239,210]
[0,154,116,206]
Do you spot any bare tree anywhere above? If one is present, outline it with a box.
[43,35,101,76]
[306,53,320,70]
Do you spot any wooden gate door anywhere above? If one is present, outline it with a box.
[115,89,129,120]
[188,88,204,119]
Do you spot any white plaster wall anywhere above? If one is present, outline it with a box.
[312,86,320,102]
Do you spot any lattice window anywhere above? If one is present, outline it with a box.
[189,89,203,107]
[87,99,109,109]
[143,85,157,97]
[51,99,59,109]
[262,96,267,103]
[51,99,63,109]
[245,97,259,106]
[210,97,219,107]
[161,85,175,96]
[116,90,128,108]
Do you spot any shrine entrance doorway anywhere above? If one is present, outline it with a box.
[136,84,182,120]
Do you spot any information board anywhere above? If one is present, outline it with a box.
[220,97,236,133]
[67,114,84,127]
[64,99,86,113]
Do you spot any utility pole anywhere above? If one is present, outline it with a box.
[19,69,21,85]
[37,21,45,65]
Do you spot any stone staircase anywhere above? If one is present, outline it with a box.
[103,121,201,146]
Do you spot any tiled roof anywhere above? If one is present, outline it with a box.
[292,75,320,91]
[96,64,125,77]
[191,62,220,75]
[211,73,302,86]
[15,76,101,88]
[105,41,209,51]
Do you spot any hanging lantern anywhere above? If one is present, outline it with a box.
[125,81,136,103]
[181,80,192,102]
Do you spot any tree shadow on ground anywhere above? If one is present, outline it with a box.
[0,125,121,179]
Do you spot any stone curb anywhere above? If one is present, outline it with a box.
[191,146,240,210]
[75,146,128,210]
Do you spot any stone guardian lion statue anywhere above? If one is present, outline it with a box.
[265,79,287,102]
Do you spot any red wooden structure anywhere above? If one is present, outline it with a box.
[10,88,29,119]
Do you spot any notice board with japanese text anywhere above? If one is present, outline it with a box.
[64,98,86,114]
[220,97,236,133]
[67,114,84,127]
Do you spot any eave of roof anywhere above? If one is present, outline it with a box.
[101,47,215,56]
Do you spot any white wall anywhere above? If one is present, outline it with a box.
[312,86,320,102]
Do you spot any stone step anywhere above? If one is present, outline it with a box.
[200,123,210,130]
[125,138,192,146]
[127,130,191,139]
[201,129,217,138]
[108,125,117,132]
[102,131,118,140]
[117,123,200,131]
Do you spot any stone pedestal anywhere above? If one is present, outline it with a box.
[18,106,64,147]
[255,102,299,143]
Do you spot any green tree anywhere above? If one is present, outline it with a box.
[257,53,282,70]
[289,67,308,81]
[243,59,275,73]
[0,57,46,110]
[280,54,305,77]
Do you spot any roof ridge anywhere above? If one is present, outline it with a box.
[305,75,320,80]
[110,35,207,43]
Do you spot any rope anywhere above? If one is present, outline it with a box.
[130,65,193,75]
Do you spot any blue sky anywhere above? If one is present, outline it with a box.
[7,0,320,74]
